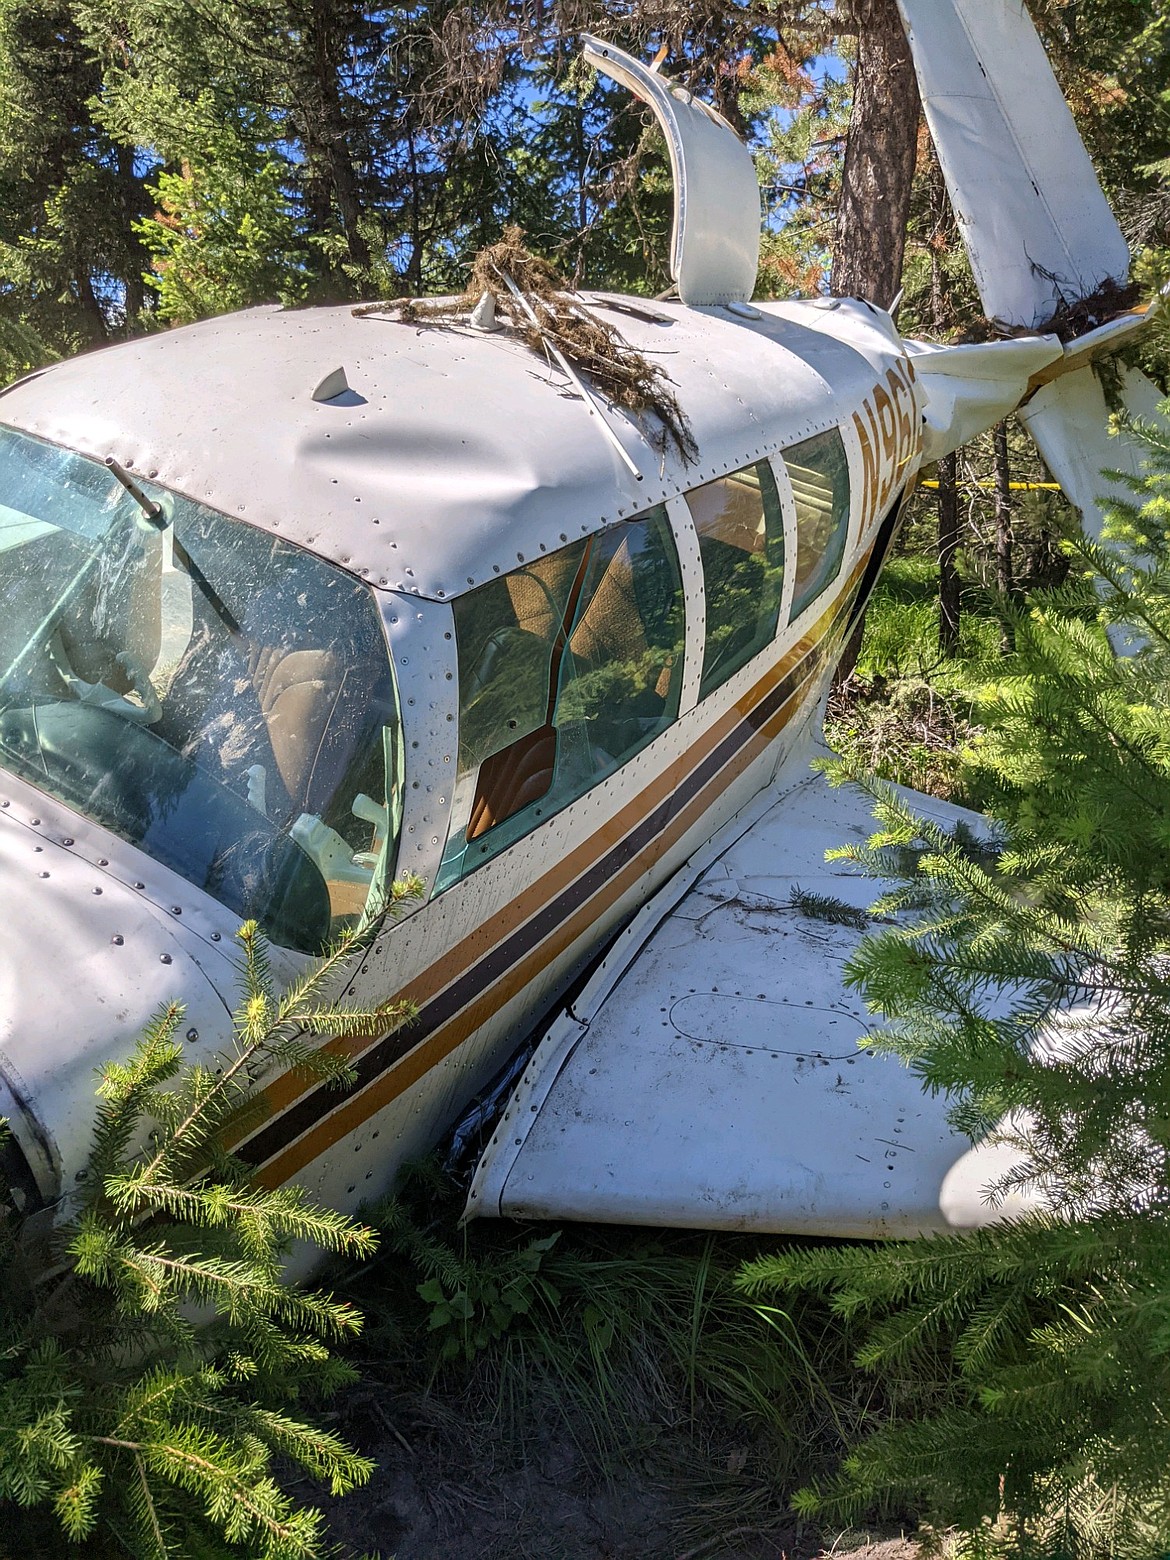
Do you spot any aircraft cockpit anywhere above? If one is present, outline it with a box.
[0,425,404,955]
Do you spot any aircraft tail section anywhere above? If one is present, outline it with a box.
[1021,362,1165,544]
[895,0,1130,329]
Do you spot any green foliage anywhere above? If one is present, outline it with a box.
[824,558,1000,804]
[401,1227,563,1364]
[0,919,413,1560]
[353,1161,874,1521]
[747,37,851,299]
[135,98,308,323]
[740,404,1170,1558]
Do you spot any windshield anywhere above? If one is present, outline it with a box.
[0,425,403,953]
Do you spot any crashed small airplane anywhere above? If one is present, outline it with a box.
[0,0,1162,1238]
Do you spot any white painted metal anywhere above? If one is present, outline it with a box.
[0,767,252,1206]
[0,300,883,603]
[376,594,457,899]
[905,336,1063,463]
[582,37,760,307]
[895,0,1130,328]
[665,494,706,715]
[1021,365,1166,544]
[469,754,1041,1235]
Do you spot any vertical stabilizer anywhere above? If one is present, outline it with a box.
[895,0,1130,329]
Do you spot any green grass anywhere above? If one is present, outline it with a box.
[331,1167,896,1557]
[853,556,1006,687]
[827,557,1021,805]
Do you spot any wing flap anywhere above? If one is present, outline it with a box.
[896,0,1129,328]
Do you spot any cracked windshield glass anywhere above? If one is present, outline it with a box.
[0,425,403,953]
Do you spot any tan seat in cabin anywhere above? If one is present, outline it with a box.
[567,538,674,704]
[53,523,165,698]
[464,556,581,840]
[249,643,346,817]
[568,537,648,672]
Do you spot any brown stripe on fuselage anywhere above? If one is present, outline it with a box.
[238,555,871,1186]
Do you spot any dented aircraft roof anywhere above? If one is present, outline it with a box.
[0,296,898,600]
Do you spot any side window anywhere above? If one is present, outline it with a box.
[685,462,785,700]
[553,506,685,777]
[785,429,851,622]
[439,506,684,887]
[454,544,588,777]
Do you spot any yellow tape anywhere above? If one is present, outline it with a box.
[920,480,1062,491]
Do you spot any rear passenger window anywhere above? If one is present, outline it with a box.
[785,430,851,622]
[686,462,785,699]
[553,509,684,776]
[439,506,684,887]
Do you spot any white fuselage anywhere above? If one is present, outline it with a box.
[0,294,929,1216]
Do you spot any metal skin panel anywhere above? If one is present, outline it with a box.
[1021,365,1166,546]
[374,593,457,901]
[582,37,760,307]
[468,759,1042,1236]
[895,0,1130,329]
[665,494,706,714]
[0,304,874,603]
[0,770,245,1204]
[906,335,1063,463]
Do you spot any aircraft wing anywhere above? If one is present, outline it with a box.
[467,754,1038,1237]
[895,0,1130,329]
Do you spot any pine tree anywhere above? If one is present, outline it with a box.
[0,917,414,1559]
[739,399,1170,1559]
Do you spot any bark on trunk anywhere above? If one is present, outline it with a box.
[117,143,147,327]
[304,0,370,272]
[938,452,960,655]
[830,0,922,686]
[830,0,921,308]
[994,420,1016,654]
[928,149,962,654]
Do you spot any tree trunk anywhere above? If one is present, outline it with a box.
[303,0,369,272]
[927,149,962,655]
[830,0,921,308]
[994,420,1016,654]
[116,143,147,328]
[830,0,922,687]
[938,452,960,654]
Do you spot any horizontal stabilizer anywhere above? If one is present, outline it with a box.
[1021,363,1165,543]
[905,333,1062,462]
[468,759,1039,1237]
[896,0,1129,329]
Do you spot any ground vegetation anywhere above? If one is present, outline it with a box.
[749,405,1170,1559]
[0,921,411,1559]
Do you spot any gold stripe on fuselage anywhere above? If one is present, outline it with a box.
[247,547,874,1187]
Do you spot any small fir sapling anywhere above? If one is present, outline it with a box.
[739,403,1170,1559]
[0,914,415,1560]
